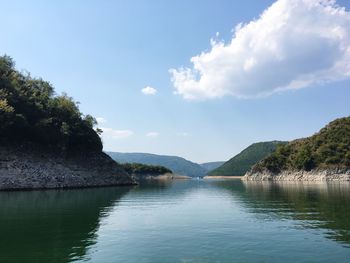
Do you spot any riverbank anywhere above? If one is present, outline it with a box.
[0,143,135,190]
[204,176,243,179]
[134,173,191,180]
[243,169,350,181]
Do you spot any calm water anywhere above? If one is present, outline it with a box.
[1,179,350,263]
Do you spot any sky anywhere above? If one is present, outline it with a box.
[1,0,350,163]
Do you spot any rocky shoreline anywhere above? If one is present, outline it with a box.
[130,173,191,181]
[204,176,243,179]
[243,169,350,181]
[0,144,136,190]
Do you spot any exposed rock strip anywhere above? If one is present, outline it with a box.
[0,144,135,190]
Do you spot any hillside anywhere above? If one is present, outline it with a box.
[250,117,350,174]
[107,152,207,177]
[0,55,134,189]
[200,162,225,172]
[208,141,287,176]
[0,55,102,152]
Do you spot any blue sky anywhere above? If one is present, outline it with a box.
[1,0,350,163]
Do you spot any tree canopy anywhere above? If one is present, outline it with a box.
[121,163,172,176]
[252,117,350,173]
[0,55,102,152]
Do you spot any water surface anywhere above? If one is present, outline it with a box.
[1,179,350,262]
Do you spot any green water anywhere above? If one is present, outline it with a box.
[1,179,350,263]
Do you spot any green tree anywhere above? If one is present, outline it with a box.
[0,55,103,152]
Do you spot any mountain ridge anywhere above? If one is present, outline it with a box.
[107,152,207,177]
[208,141,288,176]
[200,162,226,172]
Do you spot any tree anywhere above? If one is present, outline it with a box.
[0,55,103,152]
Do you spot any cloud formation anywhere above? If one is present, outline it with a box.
[170,0,350,100]
[146,132,159,138]
[101,127,134,139]
[141,86,157,95]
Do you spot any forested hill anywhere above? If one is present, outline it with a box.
[208,141,287,176]
[0,55,102,152]
[252,117,350,173]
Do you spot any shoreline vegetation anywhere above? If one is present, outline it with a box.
[120,163,191,181]
[243,117,350,181]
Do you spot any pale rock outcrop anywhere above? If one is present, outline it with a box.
[243,169,350,181]
[0,144,135,190]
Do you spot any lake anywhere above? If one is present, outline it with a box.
[1,179,350,263]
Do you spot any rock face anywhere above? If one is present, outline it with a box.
[0,144,135,190]
[243,169,350,181]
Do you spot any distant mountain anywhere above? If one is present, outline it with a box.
[208,141,287,176]
[107,152,207,177]
[200,162,225,172]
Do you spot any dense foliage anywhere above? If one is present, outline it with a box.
[121,163,172,176]
[208,141,287,176]
[107,152,207,177]
[253,117,350,173]
[0,55,102,151]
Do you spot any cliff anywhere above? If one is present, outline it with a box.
[0,143,135,190]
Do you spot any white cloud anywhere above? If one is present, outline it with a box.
[170,0,350,100]
[96,117,107,125]
[146,132,159,138]
[101,127,134,139]
[141,86,157,95]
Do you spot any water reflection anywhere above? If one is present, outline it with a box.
[213,180,350,246]
[1,180,350,263]
[0,187,131,263]
[131,179,211,198]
